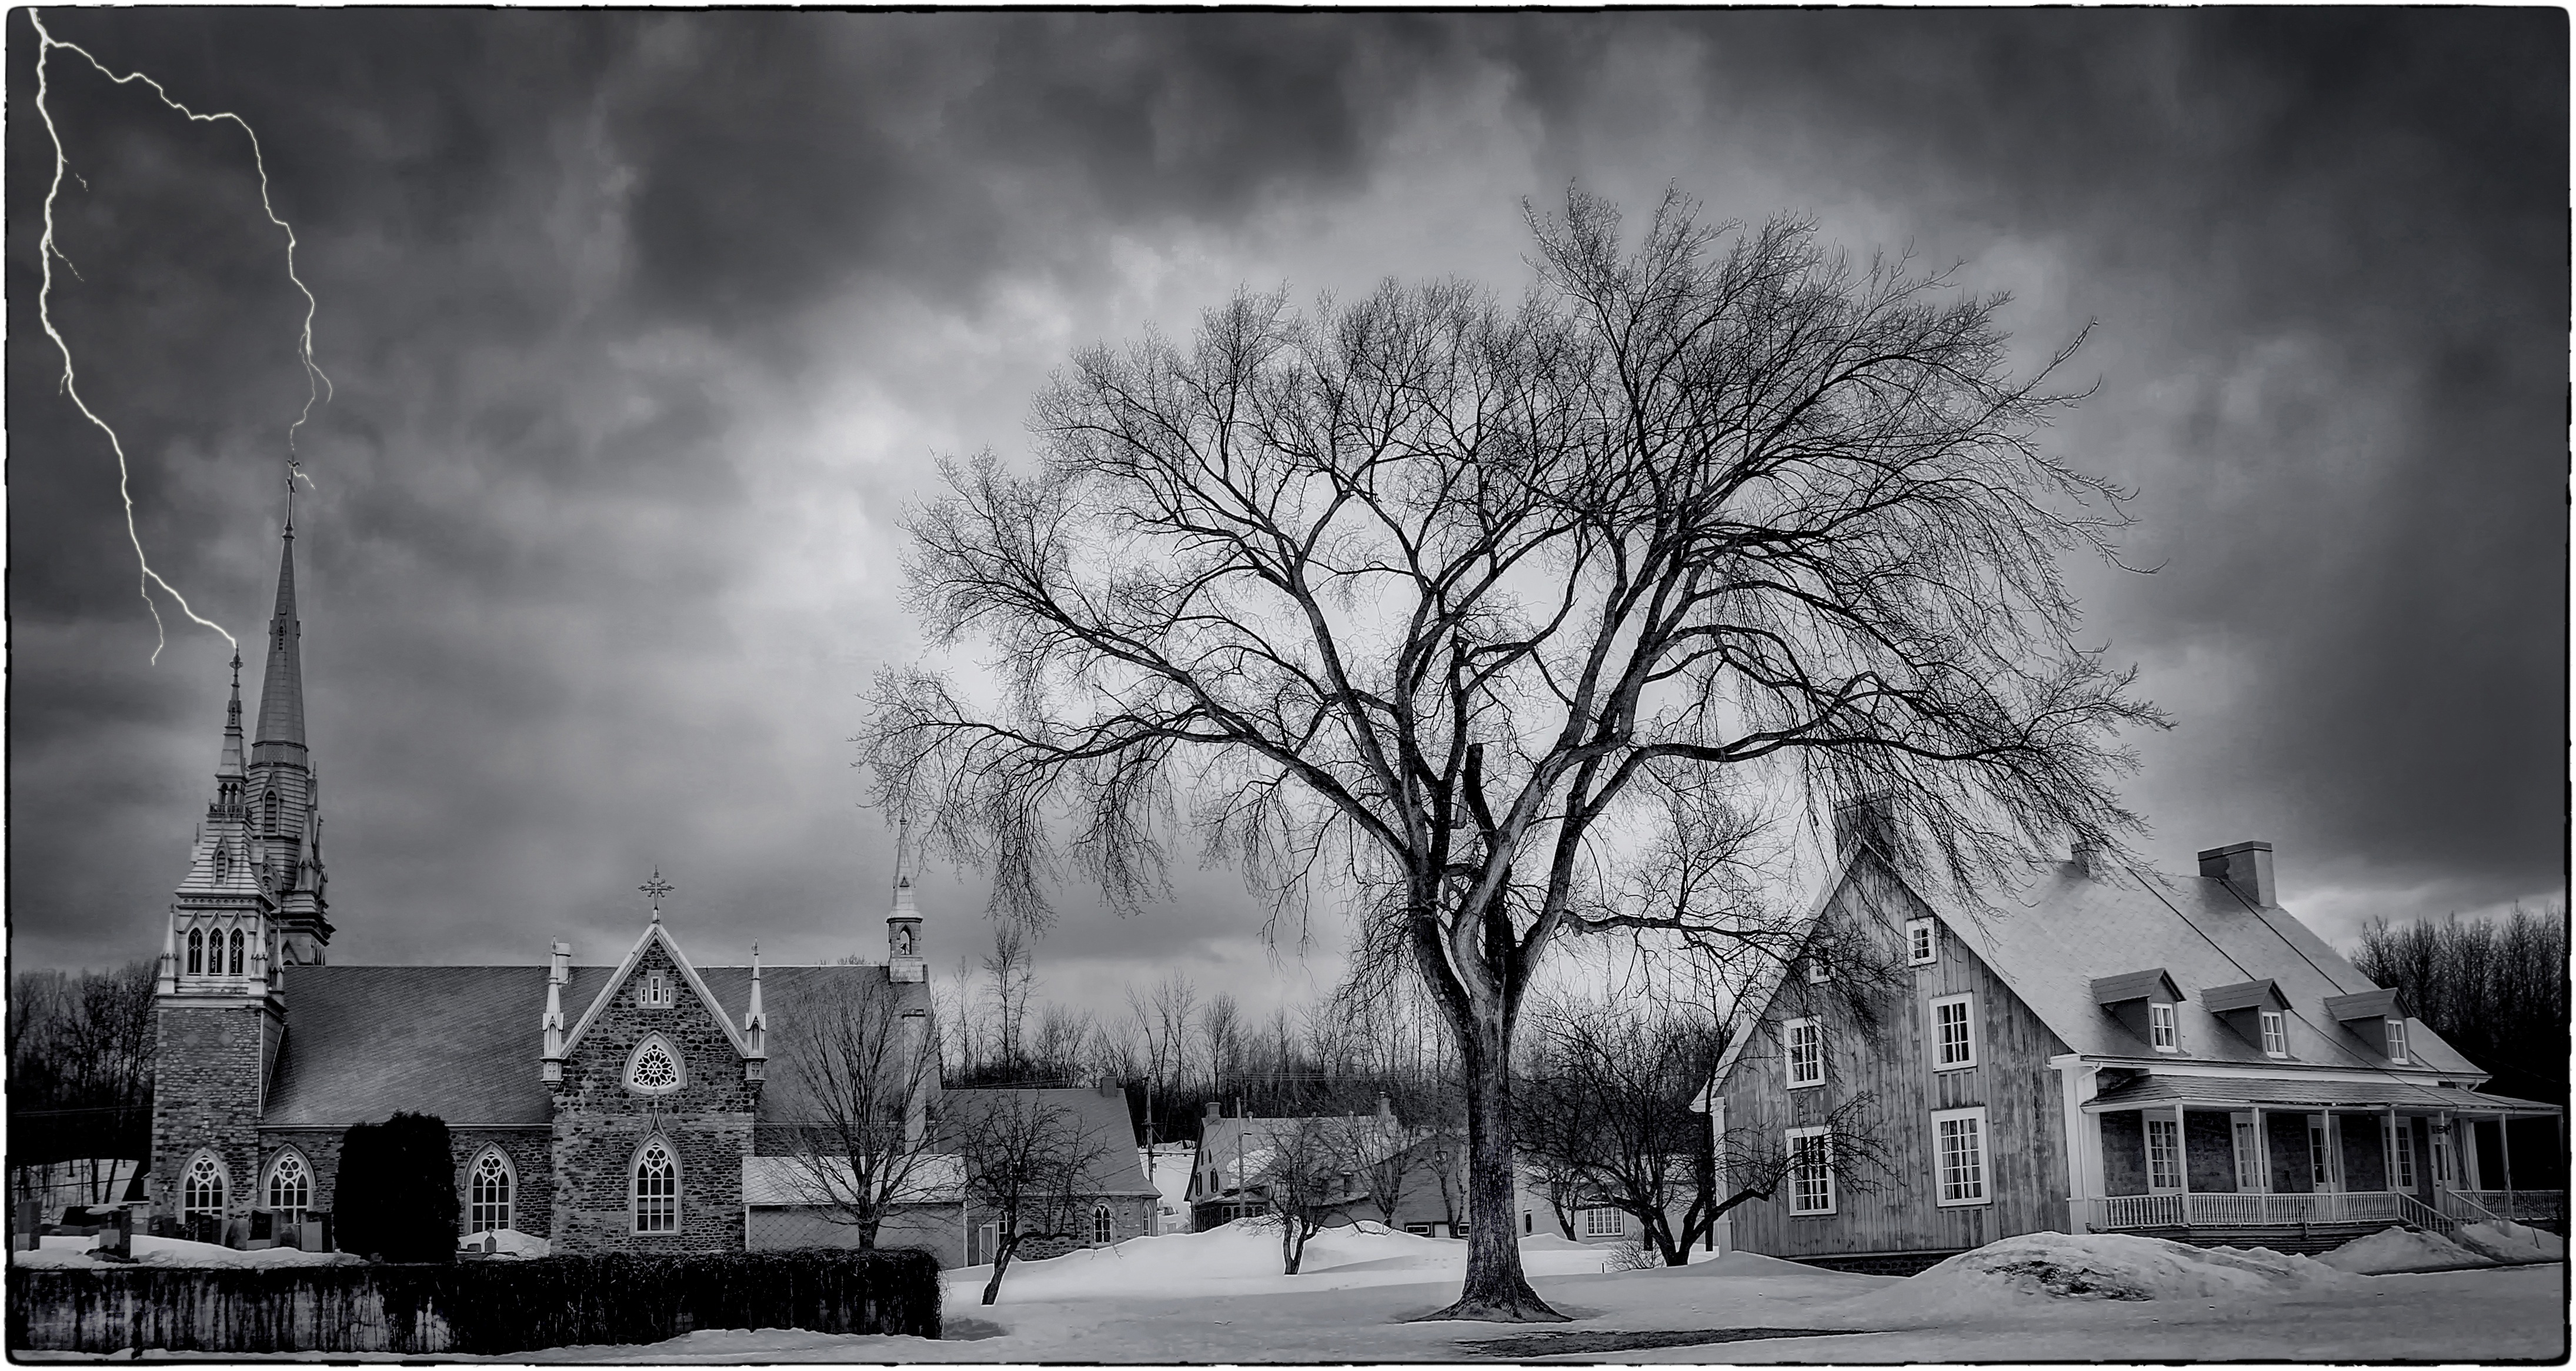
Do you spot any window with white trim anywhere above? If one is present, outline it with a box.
[1784,1019,1824,1089]
[2148,1002,2178,1052]
[2432,1129,2455,1186]
[1931,994,1977,1070]
[470,1149,515,1233]
[2391,1122,2417,1190]
[2308,1118,2333,1187]
[182,1152,226,1221]
[640,970,673,1008]
[1905,919,1937,966]
[187,928,205,976]
[2260,1010,2288,1058]
[2384,1018,2410,1064]
[633,1138,679,1234]
[2145,1116,2182,1192]
[1787,1128,1834,1215]
[1933,1107,1989,1205]
[265,1152,311,1225]
[628,1035,685,1094]
[1804,957,1830,985]
[1583,1206,1626,1237]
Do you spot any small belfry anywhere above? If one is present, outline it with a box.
[158,648,280,999]
[887,819,925,984]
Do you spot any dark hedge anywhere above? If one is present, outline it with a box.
[333,1112,460,1263]
[9,1247,943,1355]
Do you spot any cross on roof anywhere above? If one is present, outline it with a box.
[640,869,674,921]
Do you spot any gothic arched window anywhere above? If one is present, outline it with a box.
[632,1139,679,1234]
[626,1035,684,1095]
[469,1149,513,1234]
[214,845,230,881]
[1093,1204,1112,1245]
[264,792,280,835]
[265,1152,311,1225]
[228,928,245,975]
[186,928,204,976]
[182,1152,226,1221]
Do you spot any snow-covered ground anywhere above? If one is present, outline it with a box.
[12,1233,360,1269]
[14,1222,2562,1362]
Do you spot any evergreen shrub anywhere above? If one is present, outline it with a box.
[332,1112,460,1263]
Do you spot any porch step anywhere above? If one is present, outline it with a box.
[2120,1222,2390,1256]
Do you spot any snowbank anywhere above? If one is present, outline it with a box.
[460,1229,551,1257]
[1846,1232,2351,1322]
[14,1233,361,1269]
[2455,1221,2566,1265]
[949,1219,1612,1302]
[2320,1226,2492,1275]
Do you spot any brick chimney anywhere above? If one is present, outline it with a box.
[1204,1099,1222,1123]
[2198,841,2275,909]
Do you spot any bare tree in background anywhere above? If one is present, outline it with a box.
[1126,970,1197,1146]
[985,924,1037,1076]
[769,983,944,1248]
[865,190,2161,1319]
[953,1091,1105,1305]
[1519,1000,1729,1265]
[2354,902,2569,1105]
[1250,1115,1356,1274]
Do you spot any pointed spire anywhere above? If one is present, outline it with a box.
[745,942,767,1058]
[251,509,306,760]
[217,651,246,784]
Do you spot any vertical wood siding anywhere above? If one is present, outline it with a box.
[1719,859,2072,1258]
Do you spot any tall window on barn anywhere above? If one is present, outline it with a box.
[1931,994,1977,1069]
[182,1152,226,1221]
[2145,1116,2182,1191]
[1933,1108,1988,1205]
[1786,1128,1834,1215]
[471,1149,515,1233]
[1784,1019,1824,1089]
[265,1152,311,1225]
[633,1139,679,1234]
[1904,918,1937,965]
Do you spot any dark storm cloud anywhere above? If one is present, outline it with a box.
[7,11,2561,1006]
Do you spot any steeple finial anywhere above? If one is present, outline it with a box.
[640,868,674,922]
[216,650,248,787]
[251,513,306,756]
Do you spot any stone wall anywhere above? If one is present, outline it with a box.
[151,1002,279,1227]
[548,938,756,1253]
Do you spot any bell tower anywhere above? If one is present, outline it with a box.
[887,822,925,984]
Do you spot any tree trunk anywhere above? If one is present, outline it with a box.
[981,1235,1015,1305]
[1420,1017,1565,1322]
[1281,1219,1304,1275]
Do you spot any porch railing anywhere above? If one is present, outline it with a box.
[2445,1189,2565,1227]
[2084,1189,2564,1234]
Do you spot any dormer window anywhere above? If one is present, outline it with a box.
[2148,1002,2177,1052]
[2260,1010,2288,1058]
[2385,1018,2409,1065]
[2324,988,2409,1062]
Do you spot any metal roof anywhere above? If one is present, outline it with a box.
[2086,1073,2557,1116]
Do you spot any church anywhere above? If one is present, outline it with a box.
[146,513,1154,1260]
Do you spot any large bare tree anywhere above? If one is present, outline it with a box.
[863,190,2160,1319]
[768,981,945,1249]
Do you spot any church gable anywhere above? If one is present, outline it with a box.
[553,937,755,1113]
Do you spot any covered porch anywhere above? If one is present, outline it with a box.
[2070,1075,2563,1250]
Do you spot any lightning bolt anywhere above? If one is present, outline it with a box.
[29,9,332,662]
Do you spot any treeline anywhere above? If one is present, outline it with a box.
[2352,901,2566,1105]
[8,960,156,1166]
[933,929,1465,1147]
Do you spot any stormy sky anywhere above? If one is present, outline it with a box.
[8,12,2564,1023]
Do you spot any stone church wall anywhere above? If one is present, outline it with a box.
[547,939,756,1252]
[151,1003,276,1226]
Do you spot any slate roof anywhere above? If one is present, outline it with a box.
[938,1086,1154,1196]
[1913,859,2485,1076]
[262,960,921,1128]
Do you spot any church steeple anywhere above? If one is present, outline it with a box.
[214,651,246,813]
[245,486,331,965]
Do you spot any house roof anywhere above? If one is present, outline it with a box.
[262,960,918,1128]
[699,963,932,1123]
[1914,859,2484,1076]
[2086,1074,2554,1116]
[939,1086,1155,1196]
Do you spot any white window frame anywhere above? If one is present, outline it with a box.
[182,1150,228,1222]
[2384,1018,2410,1065]
[263,1149,312,1226]
[2308,1116,2336,1190]
[1804,956,1831,985]
[1784,1018,1824,1089]
[632,1136,680,1235]
[2148,1002,2178,1053]
[2259,1010,2288,1058]
[626,1033,686,1095]
[2432,1128,2456,1186]
[2390,1120,2417,1191]
[1905,918,1937,966]
[640,969,673,1009]
[469,1147,515,1234]
[2145,1115,2183,1192]
[1583,1206,1627,1238]
[1932,1106,1990,1206]
[1930,993,1978,1070]
[1786,1128,1836,1215]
